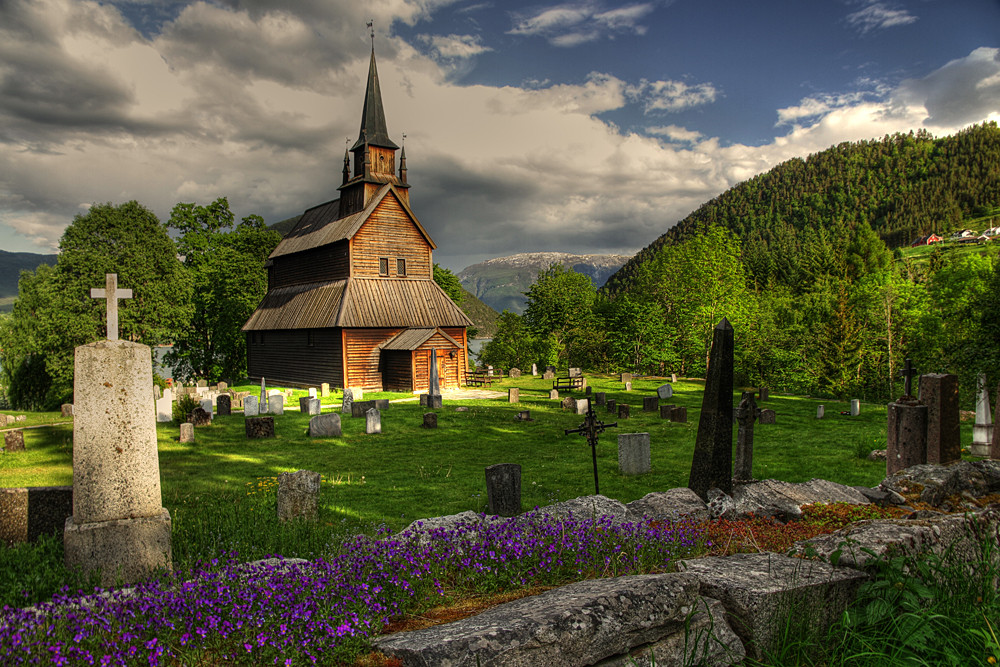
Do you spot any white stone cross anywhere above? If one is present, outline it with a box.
[90,273,132,341]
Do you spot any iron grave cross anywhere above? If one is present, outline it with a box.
[565,400,617,495]
[90,273,132,341]
[898,357,917,399]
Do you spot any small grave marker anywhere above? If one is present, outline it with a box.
[309,413,341,437]
[277,470,320,523]
[245,416,275,439]
[422,412,437,429]
[508,388,519,403]
[4,430,25,452]
[657,384,673,400]
[618,403,630,419]
[216,394,231,416]
[179,422,194,443]
[485,463,521,517]
[643,396,658,412]
[268,394,284,416]
[618,433,651,475]
[244,395,259,417]
[366,407,381,434]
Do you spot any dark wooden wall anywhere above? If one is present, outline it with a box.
[269,240,350,288]
[381,350,413,392]
[351,197,432,279]
[247,328,343,387]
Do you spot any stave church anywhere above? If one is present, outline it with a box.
[242,45,472,391]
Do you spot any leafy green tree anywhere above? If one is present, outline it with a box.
[0,201,189,409]
[433,264,463,304]
[522,264,597,368]
[479,311,554,370]
[165,198,280,382]
[605,294,672,374]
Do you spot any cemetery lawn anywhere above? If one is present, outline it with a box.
[1,376,977,535]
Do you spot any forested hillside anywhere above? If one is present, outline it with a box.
[605,123,1000,294]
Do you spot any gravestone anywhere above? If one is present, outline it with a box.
[351,387,364,401]
[179,422,195,442]
[543,370,555,380]
[366,408,382,434]
[576,398,589,415]
[61,404,74,417]
[276,470,320,523]
[568,367,582,378]
[196,379,207,388]
[816,405,825,419]
[549,389,559,400]
[245,416,275,439]
[308,387,317,399]
[321,383,330,398]
[620,372,632,383]
[688,318,735,501]
[657,384,673,400]
[65,275,172,586]
[643,396,659,412]
[758,409,776,424]
[887,360,927,475]
[734,393,758,483]
[4,430,25,452]
[561,396,575,411]
[671,406,688,423]
[606,399,617,413]
[973,373,993,457]
[509,368,521,378]
[216,394,231,417]
[259,377,267,413]
[341,388,354,415]
[618,403,630,419]
[918,373,960,464]
[594,392,606,406]
[671,373,678,383]
[299,397,318,415]
[268,394,284,416]
[217,381,228,392]
[850,399,860,417]
[531,363,538,376]
[244,395,259,417]
[422,412,437,429]
[419,394,428,407]
[508,388,519,403]
[485,463,521,517]
[516,410,532,421]
[352,400,376,418]
[309,413,341,437]
[487,365,494,377]
[199,398,213,417]
[153,385,161,400]
[624,381,632,392]
[429,348,442,397]
[189,408,211,427]
[426,394,443,409]
[758,388,769,401]
[660,405,675,420]
[155,397,172,423]
[618,433,651,475]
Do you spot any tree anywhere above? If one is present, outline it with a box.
[165,198,280,382]
[433,264,463,304]
[522,264,597,368]
[605,294,672,374]
[479,311,554,370]
[0,201,189,408]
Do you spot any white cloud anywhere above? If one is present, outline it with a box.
[845,1,918,35]
[418,33,492,59]
[896,47,1000,128]
[648,125,702,143]
[631,79,719,113]
[509,2,655,46]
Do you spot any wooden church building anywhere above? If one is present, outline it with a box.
[243,47,472,391]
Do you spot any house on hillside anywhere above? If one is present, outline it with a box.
[242,46,472,391]
[909,234,943,247]
[950,229,976,239]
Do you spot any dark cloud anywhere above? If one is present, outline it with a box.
[896,47,1000,128]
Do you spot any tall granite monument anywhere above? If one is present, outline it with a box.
[688,318,735,501]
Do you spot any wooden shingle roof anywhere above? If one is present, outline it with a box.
[243,278,473,331]
[269,184,434,260]
[379,328,461,350]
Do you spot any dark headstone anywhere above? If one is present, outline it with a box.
[660,405,675,419]
[245,416,275,439]
[189,408,212,427]
[671,406,688,423]
[734,393,758,482]
[426,394,443,409]
[643,396,659,412]
[758,409,776,424]
[485,463,521,517]
[309,413,342,437]
[887,400,927,475]
[918,374,960,464]
[374,399,390,411]
[516,410,532,421]
[688,318,735,501]
[422,412,438,429]
[594,392,606,406]
[758,387,769,401]
[618,433,651,475]
[4,430,25,452]
[216,394,232,416]
[352,400,376,418]
[420,394,429,407]
[618,403,630,419]
[606,399,617,413]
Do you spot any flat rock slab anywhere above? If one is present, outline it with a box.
[626,488,709,523]
[375,573,702,667]
[676,552,868,660]
[537,494,630,524]
[880,460,1000,507]
[732,478,870,522]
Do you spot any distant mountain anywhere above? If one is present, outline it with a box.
[270,214,302,236]
[0,249,58,300]
[458,252,631,314]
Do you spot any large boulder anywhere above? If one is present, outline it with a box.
[537,494,630,524]
[626,488,709,523]
[731,478,871,522]
[880,460,1000,508]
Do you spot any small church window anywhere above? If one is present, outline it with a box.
[397,258,406,276]
[379,257,389,276]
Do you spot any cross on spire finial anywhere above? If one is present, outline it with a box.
[90,273,132,341]
[367,19,374,47]
[898,357,917,398]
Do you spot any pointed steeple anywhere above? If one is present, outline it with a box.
[352,47,398,151]
[399,135,407,184]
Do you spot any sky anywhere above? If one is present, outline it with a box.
[1,1,999,272]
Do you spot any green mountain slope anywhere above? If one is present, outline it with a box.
[0,249,58,299]
[604,123,1000,294]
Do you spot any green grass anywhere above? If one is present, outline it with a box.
[2,375,963,534]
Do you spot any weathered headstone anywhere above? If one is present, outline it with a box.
[320,383,330,398]
[606,399,617,413]
[688,318,735,501]
[568,367,582,378]
[516,410,532,421]
[618,433,651,475]
[199,398,213,417]
[366,407,381,434]
[594,392,606,406]
[543,370,555,380]
[309,413,342,437]
[422,412,437,429]
[620,372,632,383]
[561,396,576,411]
[887,400,927,475]
[758,387,769,401]
[850,399,860,417]
[179,422,195,442]
[419,394,428,407]
[276,470,320,523]
[549,389,559,400]
[299,397,318,415]
[61,403,74,417]
[657,384,673,400]
[671,373,678,383]
[4,430,25,452]
[243,395,259,417]
[64,294,172,587]
[485,463,521,517]
[660,405,675,420]
[758,409,776,424]
[509,368,521,378]
[918,373,960,465]
[734,393,758,483]
[575,398,589,415]
[352,400,377,417]
[268,394,285,416]
[531,363,538,376]
[508,388,519,403]
[816,405,824,419]
[973,373,993,457]
[245,416,275,439]
[624,381,632,392]
[155,397,172,422]
[671,406,688,423]
[189,407,211,427]
[643,396,659,412]
[217,381,228,392]
[618,403,631,419]
[341,388,354,415]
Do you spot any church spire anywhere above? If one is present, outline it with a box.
[351,43,398,151]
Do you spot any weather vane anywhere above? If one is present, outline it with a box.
[367,19,374,47]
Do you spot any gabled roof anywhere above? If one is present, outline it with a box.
[269,184,435,259]
[243,278,473,331]
[379,328,462,350]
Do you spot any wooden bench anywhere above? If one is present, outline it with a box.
[552,376,585,392]
[466,368,502,387]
